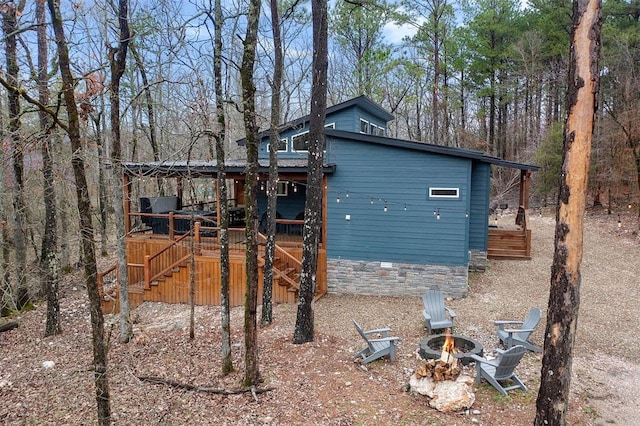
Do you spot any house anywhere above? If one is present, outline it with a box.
[101,96,537,312]
[249,95,538,298]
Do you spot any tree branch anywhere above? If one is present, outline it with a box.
[0,73,69,132]
[138,376,275,396]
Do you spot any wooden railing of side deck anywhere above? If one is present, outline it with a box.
[144,232,191,288]
[257,232,302,293]
[487,228,532,259]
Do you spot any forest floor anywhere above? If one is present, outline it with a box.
[1,209,639,425]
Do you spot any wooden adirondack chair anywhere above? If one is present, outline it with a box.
[470,345,528,396]
[353,320,401,364]
[422,290,457,334]
[494,307,543,353]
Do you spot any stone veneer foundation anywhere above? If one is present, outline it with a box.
[327,258,469,298]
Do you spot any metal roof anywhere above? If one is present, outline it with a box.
[325,129,540,171]
[123,159,336,178]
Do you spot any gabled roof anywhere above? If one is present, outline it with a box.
[237,95,394,146]
[325,129,540,171]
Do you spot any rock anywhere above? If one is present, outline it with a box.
[42,361,55,369]
[409,374,476,413]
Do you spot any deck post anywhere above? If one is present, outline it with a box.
[144,255,151,289]
[194,222,201,255]
[168,211,175,240]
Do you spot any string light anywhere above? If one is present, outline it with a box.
[383,200,388,212]
[345,191,349,198]
[618,215,622,228]
[404,204,407,211]
[370,198,374,204]
[336,193,341,203]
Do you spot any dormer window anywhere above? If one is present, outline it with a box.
[292,131,309,151]
[267,138,288,152]
[360,119,369,134]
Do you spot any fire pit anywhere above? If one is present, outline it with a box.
[419,334,484,366]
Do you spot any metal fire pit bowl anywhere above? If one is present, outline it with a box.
[419,334,484,366]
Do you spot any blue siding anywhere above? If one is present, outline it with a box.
[326,138,471,266]
[256,182,306,221]
[259,107,387,159]
[469,162,491,251]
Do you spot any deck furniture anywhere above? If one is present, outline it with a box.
[353,320,401,364]
[470,345,528,396]
[422,290,457,334]
[494,307,542,353]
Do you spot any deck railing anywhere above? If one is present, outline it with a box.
[144,232,192,288]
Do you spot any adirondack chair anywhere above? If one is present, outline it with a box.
[422,290,457,334]
[494,307,543,353]
[353,320,401,364]
[470,345,528,396]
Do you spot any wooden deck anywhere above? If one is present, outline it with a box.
[99,226,326,313]
[487,227,532,260]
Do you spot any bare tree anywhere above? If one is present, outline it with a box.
[47,0,112,422]
[293,0,328,344]
[240,0,261,387]
[211,0,234,375]
[2,0,29,312]
[108,0,133,343]
[535,0,602,424]
[35,0,61,335]
[261,0,284,327]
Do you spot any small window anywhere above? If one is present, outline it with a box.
[267,138,288,152]
[429,187,459,199]
[377,126,385,136]
[277,181,288,196]
[325,122,335,129]
[292,131,309,151]
[360,118,369,134]
[370,123,378,135]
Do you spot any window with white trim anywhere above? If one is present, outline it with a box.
[360,118,369,134]
[277,181,288,196]
[267,138,288,152]
[429,187,459,199]
[292,131,309,151]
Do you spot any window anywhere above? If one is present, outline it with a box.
[267,138,288,152]
[429,187,459,199]
[360,118,369,134]
[325,122,335,129]
[376,126,385,136]
[277,181,288,196]
[370,123,378,135]
[292,131,309,151]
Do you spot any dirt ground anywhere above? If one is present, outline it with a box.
[1,210,638,425]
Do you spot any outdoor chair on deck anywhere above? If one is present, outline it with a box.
[494,307,543,353]
[422,290,457,334]
[470,345,528,396]
[353,320,401,364]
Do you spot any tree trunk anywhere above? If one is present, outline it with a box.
[36,0,61,336]
[262,0,284,327]
[212,0,233,376]
[240,0,261,387]
[535,1,602,424]
[47,0,112,423]
[109,0,132,344]
[293,0,328,345]
[3,2,29,312]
